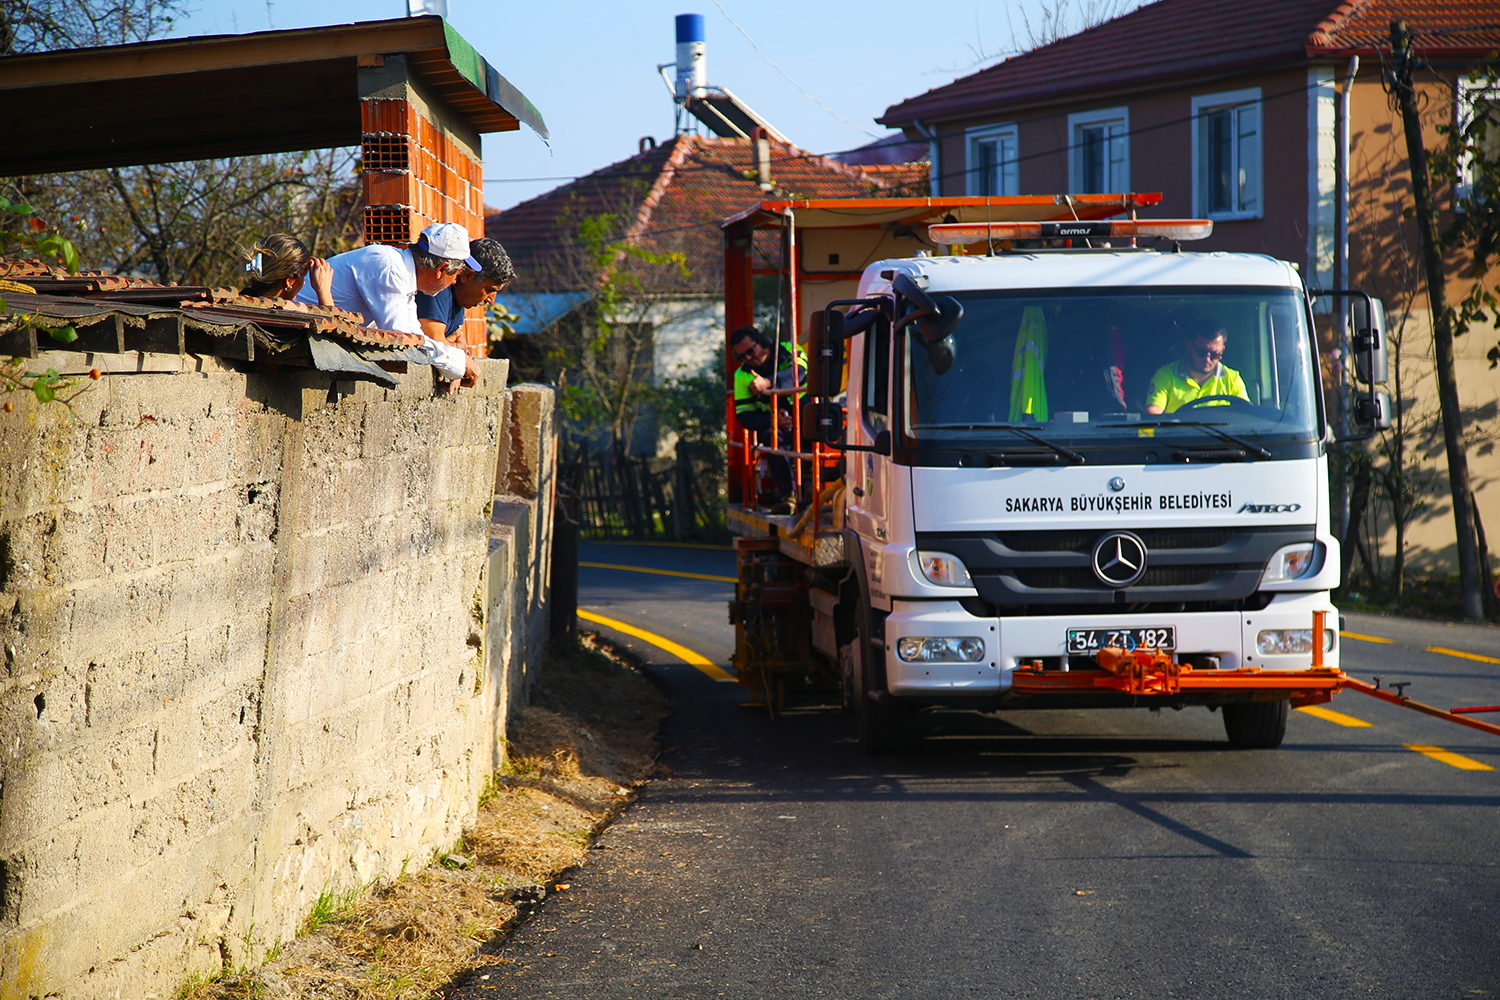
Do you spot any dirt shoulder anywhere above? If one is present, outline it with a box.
[182,633,668,1000]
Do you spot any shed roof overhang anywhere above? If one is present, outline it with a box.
[0,15,548,176]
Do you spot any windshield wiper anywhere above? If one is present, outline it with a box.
[979,425,1086,465]
[912,424,1086,465]
[1098,418,1272,460]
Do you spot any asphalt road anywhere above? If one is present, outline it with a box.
[451,542,1500,999]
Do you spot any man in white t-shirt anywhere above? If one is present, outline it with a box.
[297,222,483,388]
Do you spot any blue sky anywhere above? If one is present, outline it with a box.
[166,1,1143,211]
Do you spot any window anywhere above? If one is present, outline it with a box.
[1192,88,1262,219]
[1457,75,1500,205]
[967,124,1018,196]
[1068,108,1128,193]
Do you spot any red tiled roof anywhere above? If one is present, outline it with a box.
[485,134,898,294]
[1309,0,1500,53]
[880,0,1500,127]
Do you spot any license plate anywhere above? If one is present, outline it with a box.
[1066,626,1177,655]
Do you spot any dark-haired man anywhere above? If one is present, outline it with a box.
[296,221,481,388]
[729,324,805,513]
[417,238,515,393]
[1145,321,1249,414]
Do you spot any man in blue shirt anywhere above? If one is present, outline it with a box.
[416,238,514,342]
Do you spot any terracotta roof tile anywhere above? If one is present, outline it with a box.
[1,258,426,360]
[485,135,898,295]
[880,0,1499,127]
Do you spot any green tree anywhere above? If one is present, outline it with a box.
[1431,65,1500,367]
[533,208,689,459]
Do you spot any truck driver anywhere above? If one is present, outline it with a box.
[1144,320,1250,414]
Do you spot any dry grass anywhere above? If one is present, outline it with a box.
[180,633,667,1000]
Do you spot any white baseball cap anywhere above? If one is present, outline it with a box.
[417,222,481,271]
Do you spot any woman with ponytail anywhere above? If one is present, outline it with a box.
[241,234,334,305]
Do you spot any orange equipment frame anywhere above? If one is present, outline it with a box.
[720,193,1164,513]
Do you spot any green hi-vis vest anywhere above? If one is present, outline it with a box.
[1145,362,1249,413]
[1008,306,1049,422]
[734,341,806,415]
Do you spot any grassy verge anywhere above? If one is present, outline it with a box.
[1338,575,1497,623]
[180,632,668,1000]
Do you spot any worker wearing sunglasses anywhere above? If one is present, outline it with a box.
[1145,320,1249,414]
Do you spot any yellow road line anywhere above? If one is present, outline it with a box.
[1404,744,1495,771]
[578,609,736,682]
[580,561,737,584]
[1340,631,1392,643]
[1426,646,1500,664]
[587,540,730,550]
[1297,705,1372,727]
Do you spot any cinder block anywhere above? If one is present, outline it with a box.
[365,171,414,207]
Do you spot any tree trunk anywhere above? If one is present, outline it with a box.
[1341,453,1372,586]
[1390,20,1484,619]
[1474,493,1495,619]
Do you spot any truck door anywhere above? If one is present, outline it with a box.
[847,315,891,541]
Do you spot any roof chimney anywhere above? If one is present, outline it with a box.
[754,126,772,190]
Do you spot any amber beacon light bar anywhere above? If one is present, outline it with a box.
[928,219,1214,245]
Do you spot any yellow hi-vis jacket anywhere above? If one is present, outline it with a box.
[1008,306,1049,422]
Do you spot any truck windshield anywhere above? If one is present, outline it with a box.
[902,286,1319,449]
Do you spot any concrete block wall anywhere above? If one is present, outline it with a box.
[0,353,556,999]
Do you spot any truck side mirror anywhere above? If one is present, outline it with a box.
[1355,389,1393,431]
[816,401,845,445]
[892,274,963,343]
[872,429,891,456]
[819,310,846,397]
[1351,296,1389,385]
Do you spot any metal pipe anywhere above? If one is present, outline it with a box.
[1313,609,1326,668]
[1334,56,1359,540]
[1341,677,1500,738]
[913,118,939,195]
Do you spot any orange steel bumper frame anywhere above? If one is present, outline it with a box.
[1010,647,1344,706]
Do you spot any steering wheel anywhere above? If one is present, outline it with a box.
[1177,394,1251,411]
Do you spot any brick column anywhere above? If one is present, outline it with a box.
[361,98,489,355]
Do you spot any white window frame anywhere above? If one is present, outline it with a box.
[1191,87,1263,220]
[966,123,1019,196]
[1457,75,1500,205]
[1067,107,1129,194]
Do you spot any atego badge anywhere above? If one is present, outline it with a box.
[1091,531,1147,588]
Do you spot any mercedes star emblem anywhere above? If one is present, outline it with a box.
[1108,477,1126,492]
[1091,531,1148,588]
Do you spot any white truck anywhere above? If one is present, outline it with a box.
[721,197,1388,753]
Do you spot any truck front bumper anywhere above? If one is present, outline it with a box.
[883,592,1341,704]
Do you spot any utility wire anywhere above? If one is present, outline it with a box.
[708,0,878,139]
[483,67,1345,199]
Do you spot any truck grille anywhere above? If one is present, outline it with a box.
[999,527,1235,552]
[1013,565,1219,589]
[918,525,1315,608]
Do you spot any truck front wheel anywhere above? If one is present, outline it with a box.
[852,592,911,754]
[1222,699,1289,749]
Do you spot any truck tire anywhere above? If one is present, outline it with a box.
[853,592,910,754]
[1222,699,1289,749]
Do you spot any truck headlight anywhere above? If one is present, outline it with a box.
[1256,628,1335,655]
[915,551,973,587]
[896,637,986,662]
[1260,543,1318,585]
